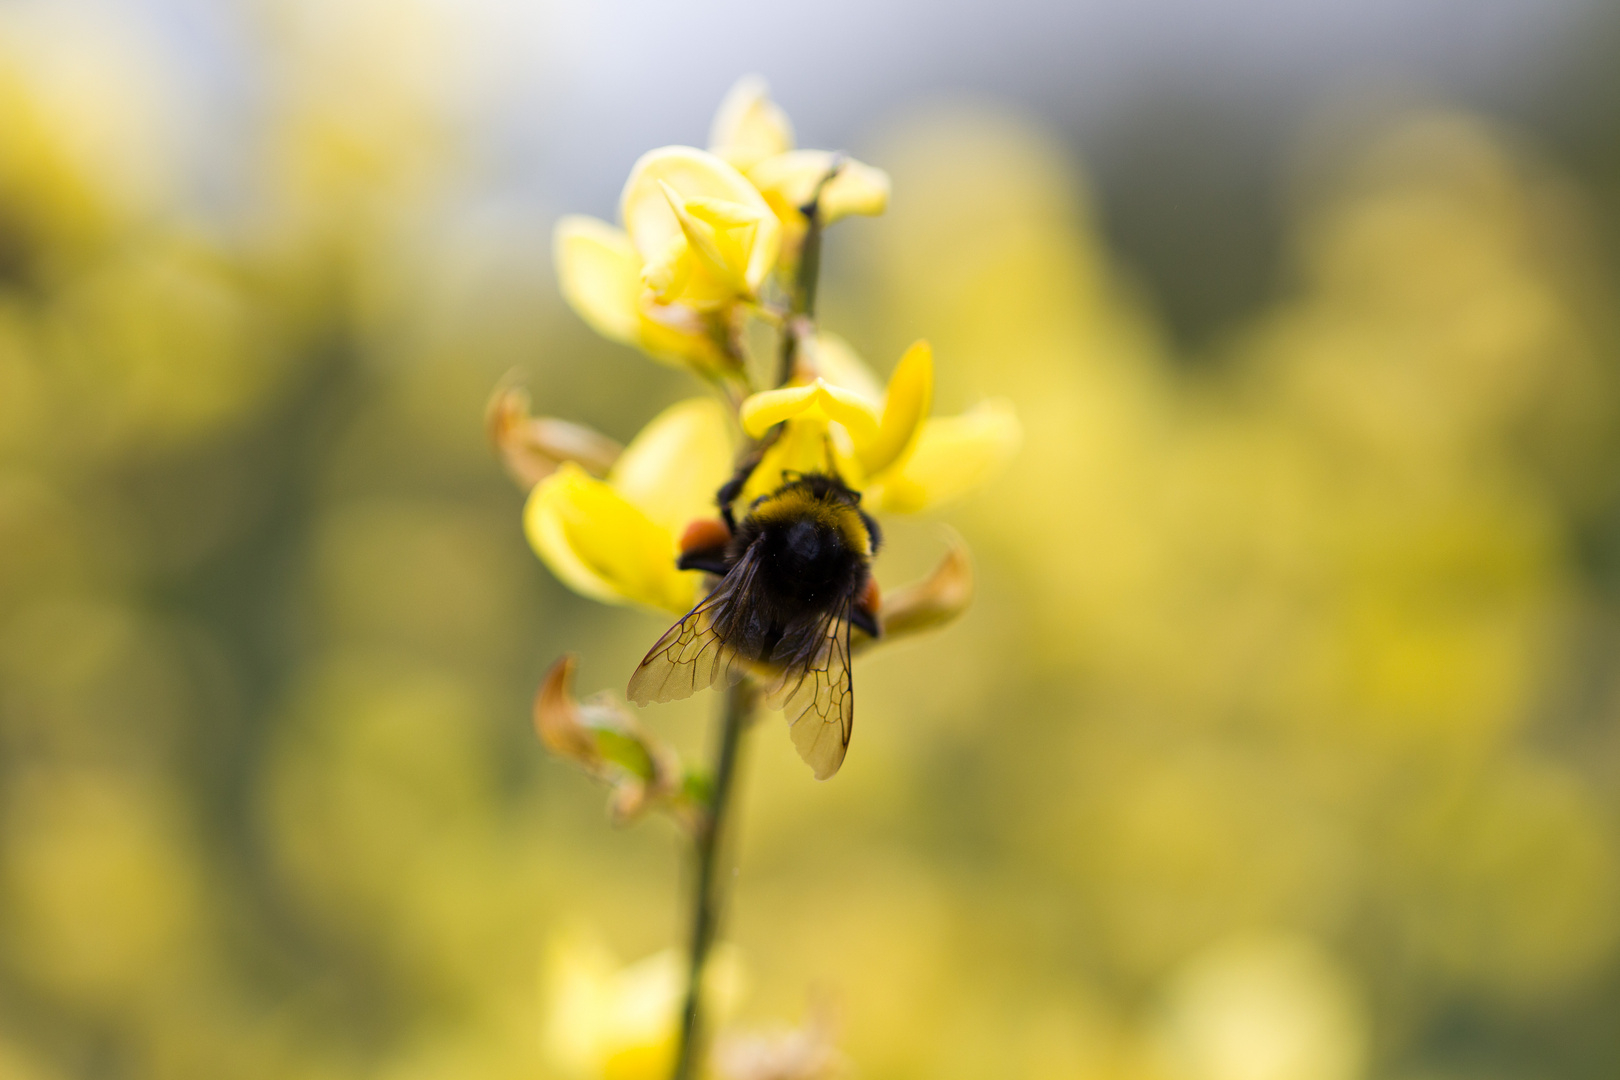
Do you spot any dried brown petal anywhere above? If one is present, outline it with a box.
[488,385,622,489]
[534,653,600,764]
[533,654,694,828]
[855,534,973,654]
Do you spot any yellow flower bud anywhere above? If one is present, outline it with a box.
[709,75,795,173]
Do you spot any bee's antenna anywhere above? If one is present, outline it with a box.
[820,430,843,481]
[716,464,750,532]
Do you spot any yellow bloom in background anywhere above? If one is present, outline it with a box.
[1152,935,1367,1080]
[544,932,746,1080]
[525,398,735,613]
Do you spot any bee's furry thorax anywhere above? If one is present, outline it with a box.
[726,474,875,627]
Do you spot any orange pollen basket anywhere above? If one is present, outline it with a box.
[858,575,881,615]
[680,517,733,555]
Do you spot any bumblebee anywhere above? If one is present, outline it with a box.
[627,471,882,779]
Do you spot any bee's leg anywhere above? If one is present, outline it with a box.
[716,427,782,530]
[850,601,881,639]
[678,518,734,575]
[677,549,732,575]
[716,460,755,532]
[717,480,743,533]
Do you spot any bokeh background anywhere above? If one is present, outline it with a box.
[5,1,1620,1078]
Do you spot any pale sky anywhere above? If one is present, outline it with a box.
[52,0,1604,218]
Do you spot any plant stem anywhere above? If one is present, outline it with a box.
[671,677,755,1080]
[775,159,841,386]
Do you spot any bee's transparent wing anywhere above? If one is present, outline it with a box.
[627,558,756,706]
[765,595,855,780]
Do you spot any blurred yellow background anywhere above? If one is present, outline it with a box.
[3,2,1620,1079]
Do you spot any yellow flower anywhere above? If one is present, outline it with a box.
[739,340,1021,513]
[707,77,890,267]
[554,146,779,371]
[621,146,781,307]
[553,215,729,371]
[544,932,746,1080]
[525,398,735,613]
[554,79,891,374]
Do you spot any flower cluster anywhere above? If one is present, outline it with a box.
[551,76,889,376]
[498,79,1018,781]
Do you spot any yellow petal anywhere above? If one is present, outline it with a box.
[639,232,692,304]
[859,340,933,477]
[525,463,698,613]
[741,417,864,506]
[806,332,884,402]
[869,399,1022,514]
[822,159,891,221]
[601,949,683,1077]
[544,933,618,1072]
[739,378,880,445]
[709,75,795,173]
[554,215,642,344]
[554,215,721,369]
[633,303,728,370]
[683,195,768,230]
[621,147,780,295]
[657,180,750,295]
[747,150,891,224]
[610,397,735,535]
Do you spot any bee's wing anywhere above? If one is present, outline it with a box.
[764,595,855,780]
[626,557,756,706]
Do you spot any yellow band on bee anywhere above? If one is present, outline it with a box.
[749,485,873,557]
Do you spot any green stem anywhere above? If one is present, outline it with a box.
[775,158,842,386]
[670,678,755,1080]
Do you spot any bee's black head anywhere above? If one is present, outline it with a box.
[758,471,860,510]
